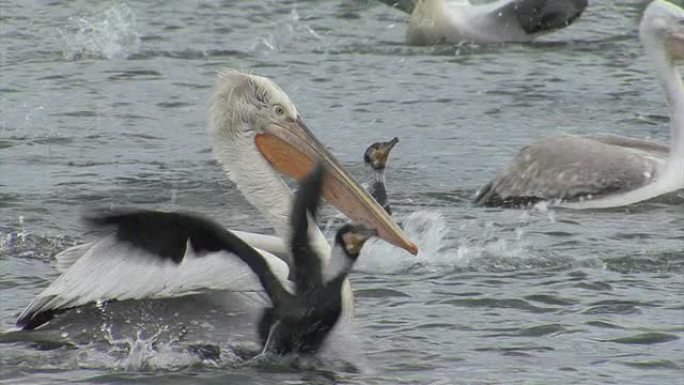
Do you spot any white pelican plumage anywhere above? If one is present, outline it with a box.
[379,0,587,45]
[476,0,684,209]
[16,70,417,333]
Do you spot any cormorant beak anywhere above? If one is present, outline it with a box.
[255,117,418,255]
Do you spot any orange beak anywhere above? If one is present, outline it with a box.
[255,116,418,255]
[667,30,684,61]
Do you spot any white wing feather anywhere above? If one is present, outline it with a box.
[53,231,287,272]
[18,235,290,326]
[54,242,93,273]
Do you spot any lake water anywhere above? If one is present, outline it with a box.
[1,1,683,384]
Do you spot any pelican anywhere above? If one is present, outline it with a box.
[378,0,587,45]
[475,0,684,209]
[363,137,399,215]
[15,70,417,334]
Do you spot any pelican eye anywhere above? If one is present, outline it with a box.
[274,105,285,116]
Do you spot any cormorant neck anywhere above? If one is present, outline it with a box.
[363,166,389,203]
[324,244,354,284]
[363,166,386,186]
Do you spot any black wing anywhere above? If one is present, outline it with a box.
[494,0,588,35]
[88,209,291,303]
[290,165,325,294]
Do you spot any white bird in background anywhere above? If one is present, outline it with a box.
[15,70,417,334]
[476,0,684,208]
[377,0,587,45]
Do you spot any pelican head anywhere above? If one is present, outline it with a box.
[209,70,417,255]
[640,0,684,62]
[364,137,399,170]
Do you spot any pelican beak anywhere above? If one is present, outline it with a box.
[255,117,418,255]
[667,28,684,60]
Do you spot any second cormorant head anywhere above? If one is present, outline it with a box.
[364,137,399,170]
[363,137,399,215]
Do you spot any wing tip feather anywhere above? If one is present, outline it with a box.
[16,295,58,330]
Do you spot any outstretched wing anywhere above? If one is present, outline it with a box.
[290,164,325,295]
[53,231,289,273]
[54,242,94,273]
[17,210,291,330]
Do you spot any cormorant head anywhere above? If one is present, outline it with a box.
[335,223,377,260]
[363,137,399,170]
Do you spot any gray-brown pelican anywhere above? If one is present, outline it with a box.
[378,0,587,45]
[476,0,684,209]
[16,70,417,331]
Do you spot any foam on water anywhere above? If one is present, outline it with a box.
[60,3,141,60]
[354,210,463,274]
[74,332,211,371]
[54,322,357,373]
[0,216,26,252]
[353,208,576,274]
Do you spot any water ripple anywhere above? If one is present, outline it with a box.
[604,333,680,345]
[440,298,557,313]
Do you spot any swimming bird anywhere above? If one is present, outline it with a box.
[259,165,375,354]
[363,137,399,215]
[15,70,417,331]
[475,0,684,209]
[378,0,587,45]
[55,166,374,355]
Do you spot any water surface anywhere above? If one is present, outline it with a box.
[1,1,683,384]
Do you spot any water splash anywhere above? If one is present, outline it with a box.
[73,313,211,371]
[71,321,347,372]
[73,327,206,371]
[0,226,75,260]
[354,211,464,274]
[352,209,571,274]
[60,3,141,60]
[251,8,325,54]
[116,330,163,371]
